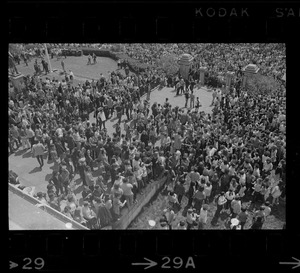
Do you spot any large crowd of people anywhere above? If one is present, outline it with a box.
[9,43,286,229]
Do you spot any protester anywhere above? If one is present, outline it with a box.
[32,139,45,169]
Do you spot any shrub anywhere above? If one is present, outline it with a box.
[9,44,23,55]
[114,52,151,73]
[205,75,224,88]
[156,55,179,76]
[81,48,113,58]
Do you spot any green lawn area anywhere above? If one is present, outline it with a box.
[15,55,119,82]
[49,56,118,80]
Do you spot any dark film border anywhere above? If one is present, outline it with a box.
[8,1,300,273]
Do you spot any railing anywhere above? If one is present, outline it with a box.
[9,183,88,230]
[113,176,167,230]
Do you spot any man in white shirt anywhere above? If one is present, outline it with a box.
[55,125,64,138]
[82,201,97,227]
[69,70,74,81]
[32,139,45,168]
[26,125,35,150]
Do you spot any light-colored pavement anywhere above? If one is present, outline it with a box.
[9,84,213,194]
[10,58,213,222]
[9,84,213,195]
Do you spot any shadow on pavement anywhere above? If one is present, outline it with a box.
[22,151,32,158]
[14,149,28,156]
[92,169,101,177]
[270,203,286,222]
[110,117,118,122]
[29,166,42,174]
[45,173,52,181]
[73,184,84,195]
[47,159,53,164]
[74,178,82,185]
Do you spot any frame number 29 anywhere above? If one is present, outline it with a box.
[22,258,45,270]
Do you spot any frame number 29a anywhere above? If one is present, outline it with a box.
[22,258,45,270]
[161,257,195,269]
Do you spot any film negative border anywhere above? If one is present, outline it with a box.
[8,232,300,272]
[7,1,300,273]
[7,2,300,42]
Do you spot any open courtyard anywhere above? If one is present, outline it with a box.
[9,43,286,230]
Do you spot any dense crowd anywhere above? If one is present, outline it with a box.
[157,83,286,229]
[9,43,286,229]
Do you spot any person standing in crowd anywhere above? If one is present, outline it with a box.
[251,206,265,229]
[184,90,189,108]
[69,70,74,81]
[211,191,227,226]
[61,60,65,71]
[59,165,70,195]
[120,178,134,209]
[238,207,249,230]
[82,201,97,228]
[48,170,63,196]
[189,91,195,109]
[87,54,92,65]
[93,53,97,64]
[32,139,45,169]
[26,125,35,152]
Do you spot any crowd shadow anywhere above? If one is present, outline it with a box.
[47,159,54,164]
[74,178,82,185]
[22,151,32,159]
[29,166,42,174]
[92,169,101,177]
[44,173,52,182]
[78,197,84,207]
[73,184,84,195]
[14,149,28,157]
[110,117,118,122]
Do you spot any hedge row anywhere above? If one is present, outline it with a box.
[204,74,226,88]
[61,49,83,56]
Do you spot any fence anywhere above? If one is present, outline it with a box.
[112,176,167,230]
[9,183,88,230]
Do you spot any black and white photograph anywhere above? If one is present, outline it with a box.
[9,43,286,230]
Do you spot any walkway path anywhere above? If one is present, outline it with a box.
[10,58,213,224]
[9,84,213,195]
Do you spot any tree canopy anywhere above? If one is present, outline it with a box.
[156,54,179,76]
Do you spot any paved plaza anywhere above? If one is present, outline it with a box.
[9,57,213,209]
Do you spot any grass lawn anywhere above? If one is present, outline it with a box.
[49,56,118,79]
[15,56,119,82]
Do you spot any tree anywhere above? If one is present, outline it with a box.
[9,44,23,56]
[245,74,280,96]
[156,54,179,77]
